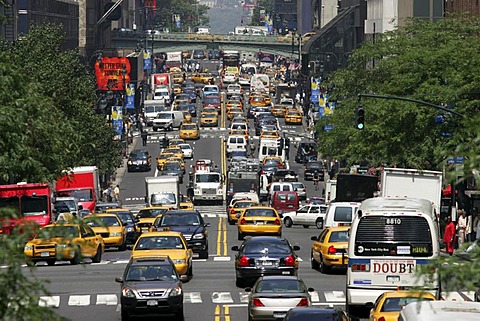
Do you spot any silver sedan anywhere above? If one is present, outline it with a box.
[246,275,314,321]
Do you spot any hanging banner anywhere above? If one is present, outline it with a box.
[95,57,131,91]
[111,105,123,139]
[125,84,135,110]
[144,0,156,9]
[143,50,152,71]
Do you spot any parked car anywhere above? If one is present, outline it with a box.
[246,276,314,321]
[232,236,300,287]
[115,256,187,320]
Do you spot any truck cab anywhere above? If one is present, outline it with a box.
[188,167,224,205]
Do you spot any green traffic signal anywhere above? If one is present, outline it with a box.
[355,106,365,130]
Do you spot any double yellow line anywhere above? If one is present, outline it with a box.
[217,91,228,257]
[215,304,230,321]
[216,217,228,256]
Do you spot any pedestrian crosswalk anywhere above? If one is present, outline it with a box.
[37,290,477,308]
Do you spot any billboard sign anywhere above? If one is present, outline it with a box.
[95,57,131,91]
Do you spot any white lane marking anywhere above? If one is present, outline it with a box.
[226,303,248,308]
[310,291,320,302]
[213,256,231,262]
[96,294,118,305]
[239,292,249,303]
[184,292,203,303]
[324,291,346,302]
[39,296,60,308]
[68,295,90,306]
[113,260,130,264]
[91,260,110,265]
[297,257,303,262]
[212,292,234,303]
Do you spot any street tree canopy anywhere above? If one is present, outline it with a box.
[152,0,210,31]
[320,16,480,172]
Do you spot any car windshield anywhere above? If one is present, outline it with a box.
[182,124,197,130]
[256,279,304,293]
[38,225,79,239]
[328,230,350,242]
[130,152,148,160]
[163,163,181,171]
[381,297,434,312]
[156,114,171,119]
[243,239,291,254]
[161,213,201,226]
[54,200,76,212]
[205,97,220,104]
[134,236,185,250]
[244,209,276,217]
[292,183,304,189]
[137,208,168,218]
[195,174,220,183]
[86,216,120,227]
[112,212,134,224]
[307,162,323,169]
[235,202,254,208]
[125,264,178,282]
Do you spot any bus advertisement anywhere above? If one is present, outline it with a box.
[0,182,54,234]
[346,197,440,312]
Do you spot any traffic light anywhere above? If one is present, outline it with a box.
[355,105,365,130]
[278,138,284,150]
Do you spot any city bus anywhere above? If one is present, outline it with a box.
[346,197,441,312]
[0,182,54,234]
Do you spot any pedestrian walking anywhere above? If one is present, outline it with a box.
[113,185,120,203]
[141,130,148,146]
[443,216,456,256]
[103,186,112,202]
[195,62,200,73]
[457,209,467,248]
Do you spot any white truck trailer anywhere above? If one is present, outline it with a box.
[380,167,443,216]
[145,176,179,208]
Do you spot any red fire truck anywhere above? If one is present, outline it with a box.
[0,182,54,234]
[55,166,100,212]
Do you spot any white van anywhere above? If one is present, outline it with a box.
[143,100,168,126]
[152,111,184,131]
[398,301,480,321]
[268,182,294,200]
[226,136,247,155]
[154,87,171,104]
[323,202,360,228]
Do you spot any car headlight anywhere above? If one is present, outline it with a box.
[110,232,122,237]
[56,244,69,249]
[169,285,182,297]
[122,287,136,298]
[193,233,205,239]
[127,161,132,165]
[172,259,186,264]
[24,245,33,251]
[126,227,134,232]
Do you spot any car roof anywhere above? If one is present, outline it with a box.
[324,226,351,232]
[164,210,201,215]
[129,256,173,266]
[138,231,183,238]
[259,275,300,281]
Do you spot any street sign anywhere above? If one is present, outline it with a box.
[447,156,465,165]
[324,125,334,132]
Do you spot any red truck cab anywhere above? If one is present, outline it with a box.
[55,166,100,212]
[0,182,54,234]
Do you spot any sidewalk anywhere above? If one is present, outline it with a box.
[111,134,140,187]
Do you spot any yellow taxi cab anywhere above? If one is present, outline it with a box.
[227,107,244,120]
[262,94,272,105]
[173,84,182,95]
[179,122,200,140]
[271,104,287,117]
[260,129,279,139]
[163,146,184,160]
[131,231,193,277]
[249,90,267,100]
[229,129,249,141]
[156,152,174,170]
[24,223,104,266]
[135,207,169,235]
[171,73,184,84]
[202,106,217,114]
[168,138,185,147]
[226,100,243,112]
[285,109,303,124]
[200,112,219,127]
[168,66,182,73]
[183,113,193,123]
[237,206,282,240]
[179,194,194,210]
[369,290,436,321]
[250,96,268,107]
[191,73,214,84]
[262,156,284,169]
[310,226,350,273]
[168,156,185,172]
[228,200,258,225]
[84,214,127,251]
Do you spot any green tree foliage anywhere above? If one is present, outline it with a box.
[249,0,273,26]
[153,0,209,31]
[320,16,480,171]
[0,24,120,183]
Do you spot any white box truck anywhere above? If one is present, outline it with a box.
[145,176,179,209]
[380,168,443,215]
[324,179,337,204]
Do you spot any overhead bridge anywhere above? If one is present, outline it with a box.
[112,31,301,57]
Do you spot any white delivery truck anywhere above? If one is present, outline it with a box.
[380,168,443,216]
[145,176,179,209]
[143,100,169,126]
[324,179,337,204]
[187,167,224,205]
[258,138,284,163]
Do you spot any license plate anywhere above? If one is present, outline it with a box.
[40,252,50,257]
[255,221,264,225]
[273,313,286,319]
[262,261,273,266]
[141,228,148,233]
[147,300,158,306]
[387,275,401,282]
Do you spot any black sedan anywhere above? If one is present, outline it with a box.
[159,162,184,184]
[284,307,349,321]
[127,150,152,172]
[232,236,300,287]
[304,161,325,181]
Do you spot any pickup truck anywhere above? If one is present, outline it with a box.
[282,204,328,229]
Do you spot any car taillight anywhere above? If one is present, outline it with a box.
[230,208,236,214]
[252,298,264,307]
[284,255,296,266]
[297,298,309,306]
[274,219,280,225]
[327,246,336,254]
[239,256,249,267]
[240,218,246,225]
[378,317,386,321]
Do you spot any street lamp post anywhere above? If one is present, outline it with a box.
[122,68,128,158]
[151,30,155,74]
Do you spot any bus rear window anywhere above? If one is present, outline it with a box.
[334,207,353,222]
[354,216,433,257]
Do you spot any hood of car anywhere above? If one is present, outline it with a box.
[165,225,204,235]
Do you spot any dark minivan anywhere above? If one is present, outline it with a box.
[270,191,299,214]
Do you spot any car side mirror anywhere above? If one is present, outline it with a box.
[204,223,210,227]
[115,277,123,283]
[78,205,83,210]
[231,245,239,251]
[245,287,252,293]
[311,236,318,241]
[179,275,189,282]
[134,218,140,223]
[307,287,315,292]
[292,245,300,251]
[279,213,283,218]
[365,302,374,309]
